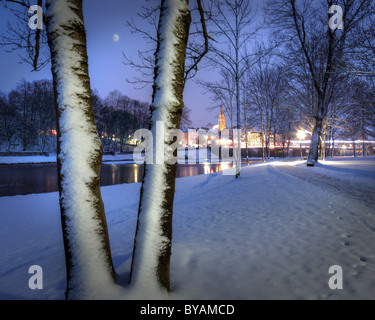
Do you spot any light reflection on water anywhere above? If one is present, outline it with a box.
[0,162,234,196]
[101,163,231,187]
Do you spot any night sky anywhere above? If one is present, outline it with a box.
[0,0,223,127]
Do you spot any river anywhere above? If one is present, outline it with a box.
[0,162,241,197]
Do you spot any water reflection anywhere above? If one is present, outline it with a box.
[100,163,230,187]
[0,162,235,196]
[101,163,143,186]
[204,164,210,175]
[134,164,139,183]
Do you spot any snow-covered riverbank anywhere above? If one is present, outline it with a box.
[0,157,374,299]
[0,153,135,164]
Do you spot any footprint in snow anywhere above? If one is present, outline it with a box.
[341,234,352,238]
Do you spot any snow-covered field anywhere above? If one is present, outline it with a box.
[0,157,374,300]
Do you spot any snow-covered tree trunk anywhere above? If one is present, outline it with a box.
[307,115,323,165]
[129,0,191,293]
[45,0,115,299]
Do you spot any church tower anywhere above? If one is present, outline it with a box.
[218,101,226,131]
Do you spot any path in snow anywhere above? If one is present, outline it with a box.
[272,161,375,208]
[168,160,375,299]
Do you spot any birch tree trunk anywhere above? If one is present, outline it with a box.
[45,0,115,299]
[129,0,191,293]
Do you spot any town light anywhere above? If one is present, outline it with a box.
[297,130,306,161]
[342,144,347,157]
[297,130,306,141]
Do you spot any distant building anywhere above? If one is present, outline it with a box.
[218,101,226,132]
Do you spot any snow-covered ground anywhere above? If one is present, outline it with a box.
[0,157,374,300]
[0,153,135,164]
[0,148,208,165]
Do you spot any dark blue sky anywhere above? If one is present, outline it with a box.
[0,0,267,127]
[0,0,220,127]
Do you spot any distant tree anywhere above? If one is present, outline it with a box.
[200,68,237,129]
[341,78,375,156]
[180,104,193,127]
[246,57,287,161]
[29,79,55,151]
[268,0,374,166]
[7,79,38,151]
[91,88,103,125]
[201,0,260,177]
[275,103,297,158]
[1,0,49,71]
[0,93,20,151]
[0,79,55,152]
[93,90,150,151]
[337,2,375,77]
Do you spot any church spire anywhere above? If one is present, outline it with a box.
[218,100,226,131]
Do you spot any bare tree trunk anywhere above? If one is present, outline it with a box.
[363,139,366,157]
[45,0,115,299]
[6,137,11,152]
[273,131,277,159]
[243,89,249,164]
[245,128,249,164]
[330,125,336,158]
[326,125,331,158]
[307,116,323,166]
[235,31,241,178]
[260,104,265,162]
[129,0,191,293]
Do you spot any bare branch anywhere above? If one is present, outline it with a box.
[1,0,50,71]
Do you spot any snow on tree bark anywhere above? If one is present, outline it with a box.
[307,116,323,165]
[129,0,191,292]
[45,0,115,299]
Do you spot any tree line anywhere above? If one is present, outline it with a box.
[126,0,375,164]
[0,79,55,152]
[196,0,375,163]
[0,80,151,152]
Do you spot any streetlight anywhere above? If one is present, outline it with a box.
[341,144,346,157]
[297,130,306,161]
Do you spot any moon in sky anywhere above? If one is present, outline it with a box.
[112,34,120,42]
